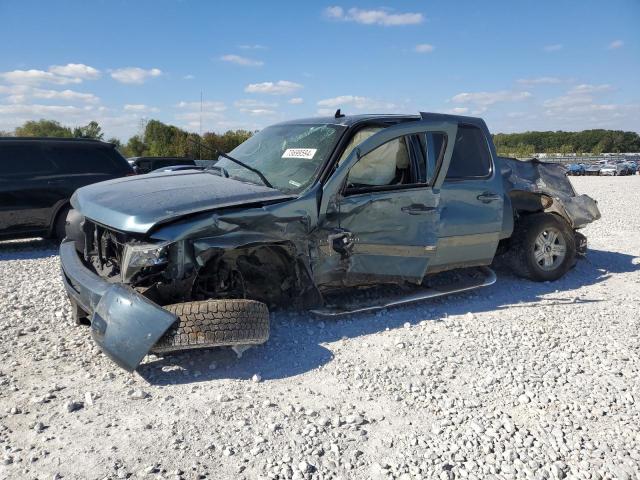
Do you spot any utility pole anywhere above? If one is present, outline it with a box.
[199,90,203,160]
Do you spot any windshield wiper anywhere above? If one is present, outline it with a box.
[188,138,273,189]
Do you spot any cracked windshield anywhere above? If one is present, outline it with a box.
[218,123,346,193]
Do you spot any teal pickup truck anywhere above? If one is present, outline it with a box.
[60,112,600,371]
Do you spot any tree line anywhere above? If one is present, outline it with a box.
[4,119,640,158]
[5,119,253,158]
[493,129,640,157]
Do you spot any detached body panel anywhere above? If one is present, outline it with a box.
[60,241,177,371]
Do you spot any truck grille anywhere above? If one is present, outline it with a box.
[82,220,129,280]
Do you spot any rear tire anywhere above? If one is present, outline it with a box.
[507,213,576,282]
[152,299,269,353]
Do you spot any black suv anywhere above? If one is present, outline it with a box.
[128,156,196,174]
[0,137,134,241]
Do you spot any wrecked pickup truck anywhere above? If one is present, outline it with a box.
[60,112,600,371]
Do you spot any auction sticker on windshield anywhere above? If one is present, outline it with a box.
[282,148,317,160]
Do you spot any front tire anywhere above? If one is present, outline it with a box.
[152,299,269,353]
[507,213,576,282]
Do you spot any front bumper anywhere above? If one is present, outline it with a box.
[59,241,177,371]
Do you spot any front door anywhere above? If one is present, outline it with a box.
[316,120,457,286]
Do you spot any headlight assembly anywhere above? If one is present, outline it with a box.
[121,242,169,281]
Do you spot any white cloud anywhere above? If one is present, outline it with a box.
[49,63,100,80]
[220,54,264,67]
[543,95,593,109]
[543,84,614,111]
[325,6,424,26]
[176,100,227,112]
[175,111,225,123]
[175,100,227,124]
[415,44,435,53]
[0,84,99,104]
[124,104,159,113]
[245,80,303,95]
[30,88,99,104]
[317,95,396,111]
[288,97,304,105]
[0,63,102,86]
[238,44,267,50]
[183,74,195,80]
[609,40,624,49]
[544,44,563,52]
[568,84,612,95]
[110,67,162,84]
[517,76,563,86]
[0,103,92,117]
[239,108,276,116]
[445,107,469,115]
[234,99,277,108]
[451,90,532,107]
[0,69,82,86]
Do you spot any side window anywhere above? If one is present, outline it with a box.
[445,125,492,179]
[46,146,124,175]
[0,144,55,176]
[346,136,411,189]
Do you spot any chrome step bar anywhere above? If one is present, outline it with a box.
[310,267,496,317]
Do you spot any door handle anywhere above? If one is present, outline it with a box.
[476,192,501,203]
[401,204,435,215]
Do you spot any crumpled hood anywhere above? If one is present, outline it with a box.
[71,170,292,234]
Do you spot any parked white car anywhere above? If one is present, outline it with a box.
[600,164,617,176]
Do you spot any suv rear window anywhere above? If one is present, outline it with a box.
[0,144,56,176]
[45,145,131,175]
[445,125,492,179]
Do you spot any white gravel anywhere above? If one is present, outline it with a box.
[0,176,639,480]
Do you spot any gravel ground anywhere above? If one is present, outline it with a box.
[0,176,639,480]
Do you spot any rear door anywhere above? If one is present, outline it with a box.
[316,120,457,285]
[0,143,59,237]
[428,123,504,270]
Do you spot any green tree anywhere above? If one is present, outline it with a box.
[15,119,73,137]
[559,144,574,155]
[73,120,104,140]
[122,135,147,157]
[106,137,122,148]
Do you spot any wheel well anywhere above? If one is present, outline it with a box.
[509,190,575,230]
[49,201,71,237]
[193,243,317,308]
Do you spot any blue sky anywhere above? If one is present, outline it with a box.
[0,0,638,140]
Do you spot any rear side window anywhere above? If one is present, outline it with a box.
[0,144,56,176]
[445,125,492,179]
[45,145,131,175]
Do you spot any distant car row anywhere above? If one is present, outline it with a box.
[0,137,201,241]
[566,160,638,176]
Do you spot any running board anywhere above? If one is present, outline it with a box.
[310,266,496,317]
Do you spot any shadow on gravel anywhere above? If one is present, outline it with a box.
[138,248,638,385]
[0,238,59,260]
